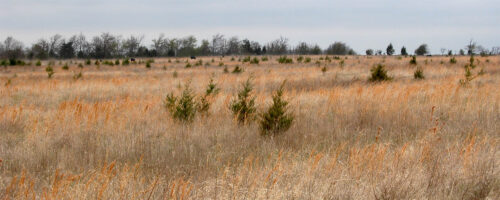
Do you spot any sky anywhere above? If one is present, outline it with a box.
[1,0,499,54]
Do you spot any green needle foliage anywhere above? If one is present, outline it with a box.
[45,66,54,78]
[450,57,457,64]
[232,65,243,74]
[409,56,417,65]
[198,78,220,114]
[164,82,197,122]
[230,78,257,124]
[369,64,392,82]
[414,67,425,80]
[460,55,484,86]
[259,81,294,137]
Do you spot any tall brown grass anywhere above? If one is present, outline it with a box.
[0,56,499,199]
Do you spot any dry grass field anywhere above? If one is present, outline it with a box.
[0,55,499,199]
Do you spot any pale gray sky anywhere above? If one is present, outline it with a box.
[1,0,499,53]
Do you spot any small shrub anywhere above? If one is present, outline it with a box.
[198,78,220,114]
[35,60,41,66]
[185,63,192,68]
[277,56,293,64]
[62,63,69,70]
[339,60,345,67]
[261,57,269,61]
[460,55,484,86]
[146,62,151,68]
[242,56,251,63]
[321,66,327,74]
[73,71,83,80]
[232,65,243,73]
[78,63,83,68]
[230,78,257,124]
[223,66,229,73]
[85,59,91,65]
[304,57,311,63]
[369,64,392,82]
[409,56,417,65]
[194,59,203,66]
[259,81,294,136]
[115,59,120,65]
[250,57,259,64]
[218,62,224,67]
[450,57,457,64]
[45,66,54,78]
[296,56,304,63]
[122,59,130,66]
[5,79,12,87]
[414,67,425,80]
[164,82,197,122]
[95,60,100,65]
[162,65,167,70]
[173,71,178,78]
[231,57,235,61]
[325,56,332,62]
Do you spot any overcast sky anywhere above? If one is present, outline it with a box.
[1,0,499,53]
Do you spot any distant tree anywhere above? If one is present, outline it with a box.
[90,33,120,58]
[366,49,374,55]
[1,37,24,60]
[491,47,500,55]
[447,50,453,56]
[310,45,322,55]
[476,45,489,56]
[48,34,63,58]
[241,39,252,54]
[197,39,211,56]
[266,36,289,55]
[325,42,355,55]
[122,35,144,57]
[295,42,311,55]
[151,34,168,56]
[376,50,383,55]
[31,39,50,59]
[401,46,408,56]
[226,36,241,55]
[440,48,447,55]
[70,33,90,58]
[386,43,395,55]
[459,49,465,55]
[210,34,227,56]
[414,44,428,55]
[59,41,75,59]
[465,40,477,55]
[137,46,153,57]
[178,35,197,56]
[167,38,181,57]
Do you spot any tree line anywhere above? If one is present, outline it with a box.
[0,33,498,61]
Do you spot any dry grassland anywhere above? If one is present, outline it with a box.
[0,55,499,199]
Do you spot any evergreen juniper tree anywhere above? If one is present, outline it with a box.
[386,43,395,55]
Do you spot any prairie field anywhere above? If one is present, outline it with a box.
[0,55,499,199]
